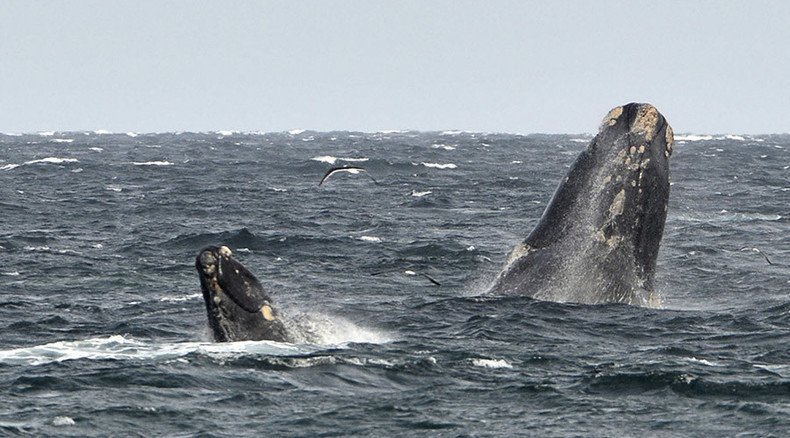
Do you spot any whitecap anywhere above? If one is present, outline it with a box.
[126,132,138,137]
[0,335,314,366]
[51,138,74,143]
[753,364,790,377]
[131,161,174,166]
[1,164,20,171]
[569,138,589,143]
[724,134,746,141]
[674,134,713,142]
[421,162,457,169]
[411,190,432,197]
[24,246,50,252]
[311,156,368,165]
[288,129,306,135]
[676,212,782,223]
[105,186,122,192]
[686,357,721,367]
[26,157,79,165]
[1,272,20,276]
[432,143,456,150]
[471,358,513,369]
[93,129,111,135]
[511,160,523,164]
[89,147,104,152]
[52,416,75,427]
[216,130,236,136]
[38,131,55,136]
[159,293,201,303]
[311,155,337,164]
[359,236,382,243]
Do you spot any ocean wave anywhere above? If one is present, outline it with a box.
[0,335,312,366]
[359,236,382,243]
[432,143,457,150]
[674,212,782,223]
[421,162,457,169]
[50,139,74,143]
[675,134,713,142]
[311,156,369,165]
[675,134,751,142]
[2,157,80,171]
[312,155,338,164]
[411,190,432,197]
[0,315,392,366]
[131,161,174,166]
[52,416,76,427]
[471,358,513,369]
[30,157,79,165]
[159,293,201,303]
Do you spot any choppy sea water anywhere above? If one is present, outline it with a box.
[0,130,787,437]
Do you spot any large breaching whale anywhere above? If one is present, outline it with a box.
[489,103,673,306]
[196,246,291,342]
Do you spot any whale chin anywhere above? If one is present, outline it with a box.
[490,103,673,306]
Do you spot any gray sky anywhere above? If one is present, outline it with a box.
[2,1,788,134]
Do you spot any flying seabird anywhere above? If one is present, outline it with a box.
[319,166,379,186]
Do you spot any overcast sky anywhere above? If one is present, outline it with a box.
[1,1,788,134]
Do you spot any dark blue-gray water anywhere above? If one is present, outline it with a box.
[1,130,788,437]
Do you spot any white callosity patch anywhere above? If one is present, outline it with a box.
[665,125,675,156]
[609,189,626,217]
[630,104,660,141]
[600,106,623,130]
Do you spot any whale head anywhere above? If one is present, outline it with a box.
[494,103,673,305]
[196,246,287,342]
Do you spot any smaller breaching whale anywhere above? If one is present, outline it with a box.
[196,246,291,342]
[489,103,674,306]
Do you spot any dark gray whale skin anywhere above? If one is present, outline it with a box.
[489,103,674,306]
[196,246,291,342]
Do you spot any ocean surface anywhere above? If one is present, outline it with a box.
[0,130,787,437]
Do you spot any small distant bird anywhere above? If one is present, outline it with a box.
[371,269,441,286]
[318,166,379,186]
[741,247,773,265]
